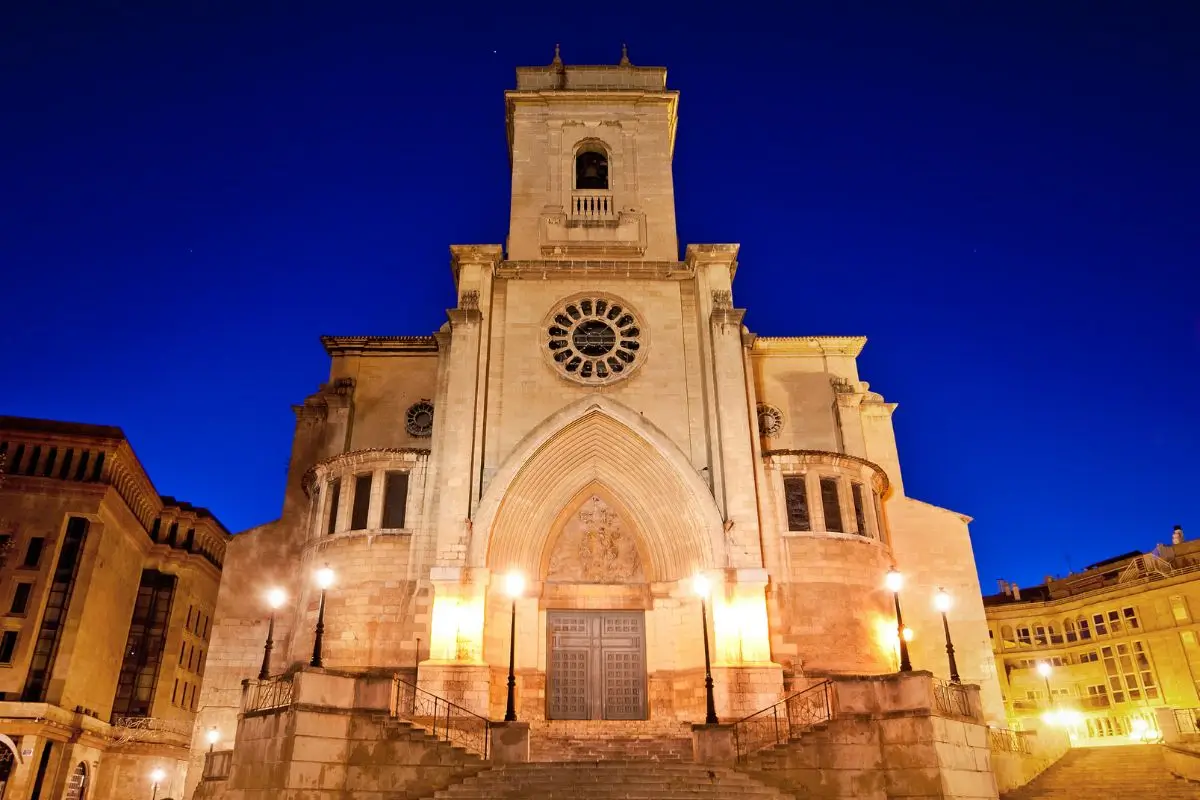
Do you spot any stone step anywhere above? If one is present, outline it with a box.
[1001,745,1197,799]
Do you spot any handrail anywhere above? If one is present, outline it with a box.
[243,675,294,713]
[988,726,1031,755]
[390,675,490,759]
[932,678,977,719]
[1174,707,1200,735]
[732,680,834,761]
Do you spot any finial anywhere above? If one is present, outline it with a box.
[552,43,562,66]
[619,43,631,66]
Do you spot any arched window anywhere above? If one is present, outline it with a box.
[1000,625,1015,649]
[64,762,88,800]
[575,148,609,190]
[1064,619,1077,643]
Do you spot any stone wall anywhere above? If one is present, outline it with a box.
[1163,743,1200,784]
[988,728,1070,795]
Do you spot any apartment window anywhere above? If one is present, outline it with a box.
[1078,617,1092,640]
[1170,596,1191,624]
[22,518,89,701]
[111,570,176,716]
[382,472,409,529]
[1092,613,1108,637]
[851,483,868,536]
[1122,607,1140,629]
[1086,685,1110,708]
[350,474,372,530]
[1000,625,1015,649]
[10,583,32,615]
[783,476,810,531]
[1064,619,1077,643]
[22,537,45,568]
[172,679,179,704]
[819,477,843,533]
[1107,610,1123,634]
[326,479,341,535]
[1016,626,1032,647]
[1033,625,1048,647]
[1080,650,1100,663]
[1048,624,1063,645]
[0,631,17,663]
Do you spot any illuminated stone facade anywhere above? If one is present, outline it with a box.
[984,528,1200,744]
[0,417,227,800]
[189,53,1003,797]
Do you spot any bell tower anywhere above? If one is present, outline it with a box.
[504,46,680,261]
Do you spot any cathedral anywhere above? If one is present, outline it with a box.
[187,50,1005,798]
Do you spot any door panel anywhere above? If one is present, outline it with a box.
[548,610,646,720]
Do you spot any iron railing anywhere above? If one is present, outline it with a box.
[109,716,191,745]
[390,675,490,758]
[1174,708,1200,735]
[732,680,834,761]
[202,750,233,780]
[243,675,295,713]
[988,727,1031,755]
[932,679,975,719]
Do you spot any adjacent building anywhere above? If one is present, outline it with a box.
[984,526,1200,744]
[188,50,1004,798]
[0,417,228,800]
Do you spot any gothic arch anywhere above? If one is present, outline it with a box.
[472,397,723,581]
[0,733,19,765]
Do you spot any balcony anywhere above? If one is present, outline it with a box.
[570,190,616,221]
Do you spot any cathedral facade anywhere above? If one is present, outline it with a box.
[190,53,1002,791]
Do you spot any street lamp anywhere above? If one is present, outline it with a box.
[693,573,719,725]
[149,768,166,800]
[886,568,913,672]
[310,565,335,668]
[1037,661,1053,709]
[259,587,286,680]
[503,571,524,722]
[205,726,219,753]
[934,588,961,683]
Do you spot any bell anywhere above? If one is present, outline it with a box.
[583,163,600,179]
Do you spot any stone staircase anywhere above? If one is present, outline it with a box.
[1001,744,1197,799]
[428,761,796,799]
[527,719,694,762]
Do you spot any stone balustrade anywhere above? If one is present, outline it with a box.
[571,190,616,220]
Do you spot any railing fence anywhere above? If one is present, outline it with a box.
[732,680,834,761]
[390,675,490,758]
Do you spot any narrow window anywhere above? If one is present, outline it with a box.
[89,451,105,481]
[1093,613,1108,636]
[73,451,90,481]
[1064,619,1077,642]
[41,448,57,477]
[326,479,341,535]
[172,679,179,704]
[783,476,809,531]
[1123,607,1140,629]
[1078,618,1092,640]
[179,642,186,665]
[10,583,32,615]
[22,537,45,568]
[58,449,74,479]
[21,519,89,701]
[350,474,372,530]
[0,631,16,663]
[1034,625,1047,646]
[1017,626,1032,646]
[167,523,179,547]
[8,444,24,474]
[851,483,868,536]
[382,472,409,529]
[575,150,609,190]
[1170,596,1191,624]
[820,477,843,532]
[24,446,41,476]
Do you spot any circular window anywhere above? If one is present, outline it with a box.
[543,295,646,385]
[757,404,784,437]
[405,401,434,437]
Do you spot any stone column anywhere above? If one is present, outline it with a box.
[710,568,783,718]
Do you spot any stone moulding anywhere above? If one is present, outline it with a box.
[320,335,440,356]
[301,447,431,497]
[751,336,867,357]
[763,449,890,494]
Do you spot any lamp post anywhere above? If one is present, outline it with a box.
[693,573,719,725]
[259,587,286,680]
[886,568,913,672]
[205,726,219,753]
[1037,661,1054,709]
[503,571,525,722]
[934,588,961,683]
[310,566,335,668]
[149,768,165,800]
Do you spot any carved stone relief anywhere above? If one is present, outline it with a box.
[546,495,645,584]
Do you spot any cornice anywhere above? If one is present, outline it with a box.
[496,259,692,280]
[763,449,890,493]
[321,336,439,356]
[302,447,432,497]
[751,336,867,357]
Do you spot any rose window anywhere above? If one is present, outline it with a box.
[544,296,644,385]
[405,401,434,437]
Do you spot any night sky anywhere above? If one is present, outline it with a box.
[3,3,1197,590]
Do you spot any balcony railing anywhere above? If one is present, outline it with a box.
[570,190,616,220]
[1175,708,1200,735]
[932,679,976,719]
[988,727,1032,755]
[202,750,232,781]
[390,675,490,758]
[109,716,191,745]
[732,680,834,761]
[242,675,294,713]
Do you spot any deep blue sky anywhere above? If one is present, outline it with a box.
[3,3,1197,589]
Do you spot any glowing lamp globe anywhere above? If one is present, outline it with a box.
[150,768,166,783]
[505,571,525,598]
[316,566,335,589]
[692,573,711,598]
[267,587,286,609]
[206,727,219,746]
[885,569,904,593]
[934,588,952,613]
[1037,661,1052,678]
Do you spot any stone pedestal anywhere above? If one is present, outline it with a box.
[1155,706,1182,743]
[490,722,531,764]
[417,661,491,716]
[691,723,737,764]
[711,663,784,719]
